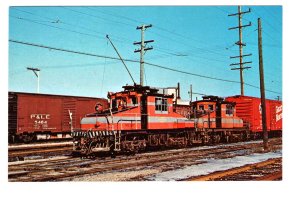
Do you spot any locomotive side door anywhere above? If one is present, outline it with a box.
[140,94,148,130]
[216,102,222,128]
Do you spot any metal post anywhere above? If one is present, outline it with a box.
[177,82,181,99]
[258,18,269,151]
[190,84,193,102]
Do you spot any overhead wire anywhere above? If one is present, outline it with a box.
[9,39,281,95]
[77,7,232,58]
[10,6,282,94]
[10,8,126,43]
[61,6,133,27]
[10,15,103,40]
[11,7,235,64]
[14,7,278,62]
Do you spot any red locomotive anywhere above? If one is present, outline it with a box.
[8,92,108,143]
[71,85,250,155]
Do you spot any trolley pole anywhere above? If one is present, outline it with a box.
[27,67,40,93]
[258,18,269,151]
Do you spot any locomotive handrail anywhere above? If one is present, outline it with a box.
[117,119,142,131]
[106,112,144,131]
[85,106,138,117]
[198,116,243,128]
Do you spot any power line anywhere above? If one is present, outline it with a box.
[9,39,281,95]
[252,7,281,33]
[85,7,144,25]
[11,8,127,43]
[61,7,133,27]
[12,6,281,63]
[10,15,103,40]
[263,6,282,23]
[13,7,234,61]
[9,39,138,62]
[145,61,280,94]
[70,7,232,58]
[42,61,120,69]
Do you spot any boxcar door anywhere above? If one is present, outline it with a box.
[62,98,76,132]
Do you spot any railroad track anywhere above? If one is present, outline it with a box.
[8,142,73,161]
[185,157,282,181]
[8,138,282,182]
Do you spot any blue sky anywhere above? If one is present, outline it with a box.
[8,6,282,100]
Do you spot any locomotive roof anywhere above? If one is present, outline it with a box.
[122,84,159,93]
[114,84,174,98]
[193,95,235,105]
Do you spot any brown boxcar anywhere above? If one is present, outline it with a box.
[225,95,282,136]
[8,92,108,143]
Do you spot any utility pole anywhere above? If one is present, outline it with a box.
[134,24,154,86]
[258,18,268,151]
[177,82,181,99]
[190,84,193,102]
[229,6,252,96]
[188,90,207,98]
[27,67,40,93]
[277,96,280,101]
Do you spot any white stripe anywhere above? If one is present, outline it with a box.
[81,116,141,124]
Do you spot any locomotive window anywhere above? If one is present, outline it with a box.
[155,97,168,112]
[198,105,204,111]
[162,98,167,111]
[112,99,117,109]
[131,97,138,105]
[155,98,161,111]
[208,105,214,111]
[226,104,233,116]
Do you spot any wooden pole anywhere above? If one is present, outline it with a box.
[258,18,269,151]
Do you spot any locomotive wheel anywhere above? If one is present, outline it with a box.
[71,151,81,157]
[8,135,15,144]
[22,134,35,143]
[110,150,116,158]
[212,135,221,144]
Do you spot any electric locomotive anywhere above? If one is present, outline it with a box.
[72,84,194,155]
[71,84,246,156]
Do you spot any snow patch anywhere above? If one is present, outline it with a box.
[147,150,282,181]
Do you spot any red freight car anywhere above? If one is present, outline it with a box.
[8,92,108,143]
[225,95,282,137]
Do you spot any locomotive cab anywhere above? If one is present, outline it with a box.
[71,84,194,155]
[191,96,243,129]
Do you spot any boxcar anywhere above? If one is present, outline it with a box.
[8,92,108,143]
[225,95,282,137]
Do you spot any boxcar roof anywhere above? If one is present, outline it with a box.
[8,91,106,100]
